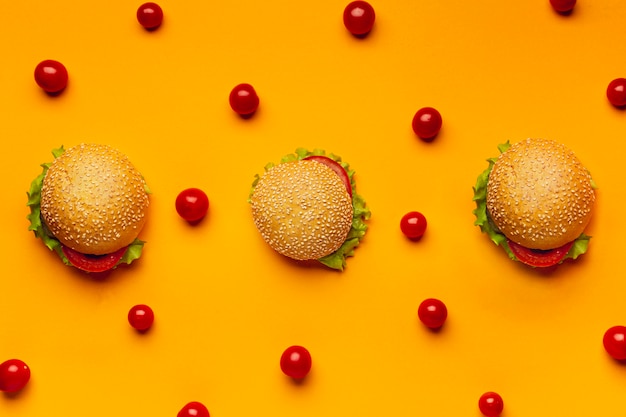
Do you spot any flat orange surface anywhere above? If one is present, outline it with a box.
[2,1,626,416]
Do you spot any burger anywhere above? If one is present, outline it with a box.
[473,138,596,267]
[249,148,370,270]
[26,143,150,273]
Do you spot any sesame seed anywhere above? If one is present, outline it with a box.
[486,138,595,250]
[250,160,353,260]
[40,143,150,255]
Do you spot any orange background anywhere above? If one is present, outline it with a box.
[2,0,626,416]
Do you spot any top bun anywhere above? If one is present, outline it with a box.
[250,160,353,260]
[40,143,150,255]
[486,138,595,250]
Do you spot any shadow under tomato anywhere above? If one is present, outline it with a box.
[404,235,426,243]
[2,384,30,399]
[554,9,574,16]
[285,374,311,386]
[72,266,119,282]
[237,111,258,120]
[424,324,446,334]
[513,254,590,280]
[132,325,154,336]
[65,259,140,283]
[349,26,375,40]
[183,215,209,227]
[42,87,67,98]
[609,357,626,366]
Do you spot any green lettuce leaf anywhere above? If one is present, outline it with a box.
[472,141,591,264]
[119,239,146,265]
[249,148,371,271]
[26,146,146,270]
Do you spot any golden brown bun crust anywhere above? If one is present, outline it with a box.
[486,138,595,250]
[250,160,353,260]
[40,143,150,255]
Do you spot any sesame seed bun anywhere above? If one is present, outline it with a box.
[486,138,595,250]
[40,143,150,255]
[250,160,353,260]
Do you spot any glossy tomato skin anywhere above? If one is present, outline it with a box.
[507,239,573,268]
[137,2,163,29]
[603,326,626,361]
[550,0,576,13]
[177,401,210,417]
[0,359,31,393]
[176,188,210,222]
[343,1,376,36]
[400,211,427,240]
[303,155,352,198]
[62,245,128,273]
[607,78,626,107]
[280,345,312,379]
[229,83,260,116]
[412,107,442,140]
[34,60,68,94]
[478,391,504,417]
[128,304,155,332]
[418,298,447,329]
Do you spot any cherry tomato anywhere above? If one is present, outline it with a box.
[400,211,427,240]
[177,401,210,417]
[478,392,504,417]
[176,188,210,222]
[303,155,352,198]
[549,0,576,13]
[34,60,68,94]
[280,345,312,379]
[62,245,127,273]
[603,325,626,361]
[229,83,260,116]
[128,304,155,331]
[418,298,447,329]
[0,359,31,393]
[607,78,626,108]
[137,2,163,29]
[343,1,376,36]
[412,107,442,140]
[507,239,573,268]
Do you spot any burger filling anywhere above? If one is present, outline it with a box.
[26,146,146,272]
[472,141,592,267]
[249,148,370,270]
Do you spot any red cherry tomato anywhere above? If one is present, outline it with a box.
[303,155,352,198]
[62,245,128,273]
[400,211,427,240]
[137,2,163,29]
[128,304,155,331]
[177,401,210,417]
[280,345,312,379]
[34,60,68,94]
[507,239,573,268]
[343,1,375,36]
[0,359,31,393]
[412,107,442,140]
[478,392,504,417]
[229,83,260,116]
[549,0,576,13]
[603,325,626,361]
[176,188,210,222]
[418,298,447,329]
[607,78,626,108]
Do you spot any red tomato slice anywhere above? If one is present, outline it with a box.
[61,245,128,273]
[303,155,352,198]
[507,239,574,268]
